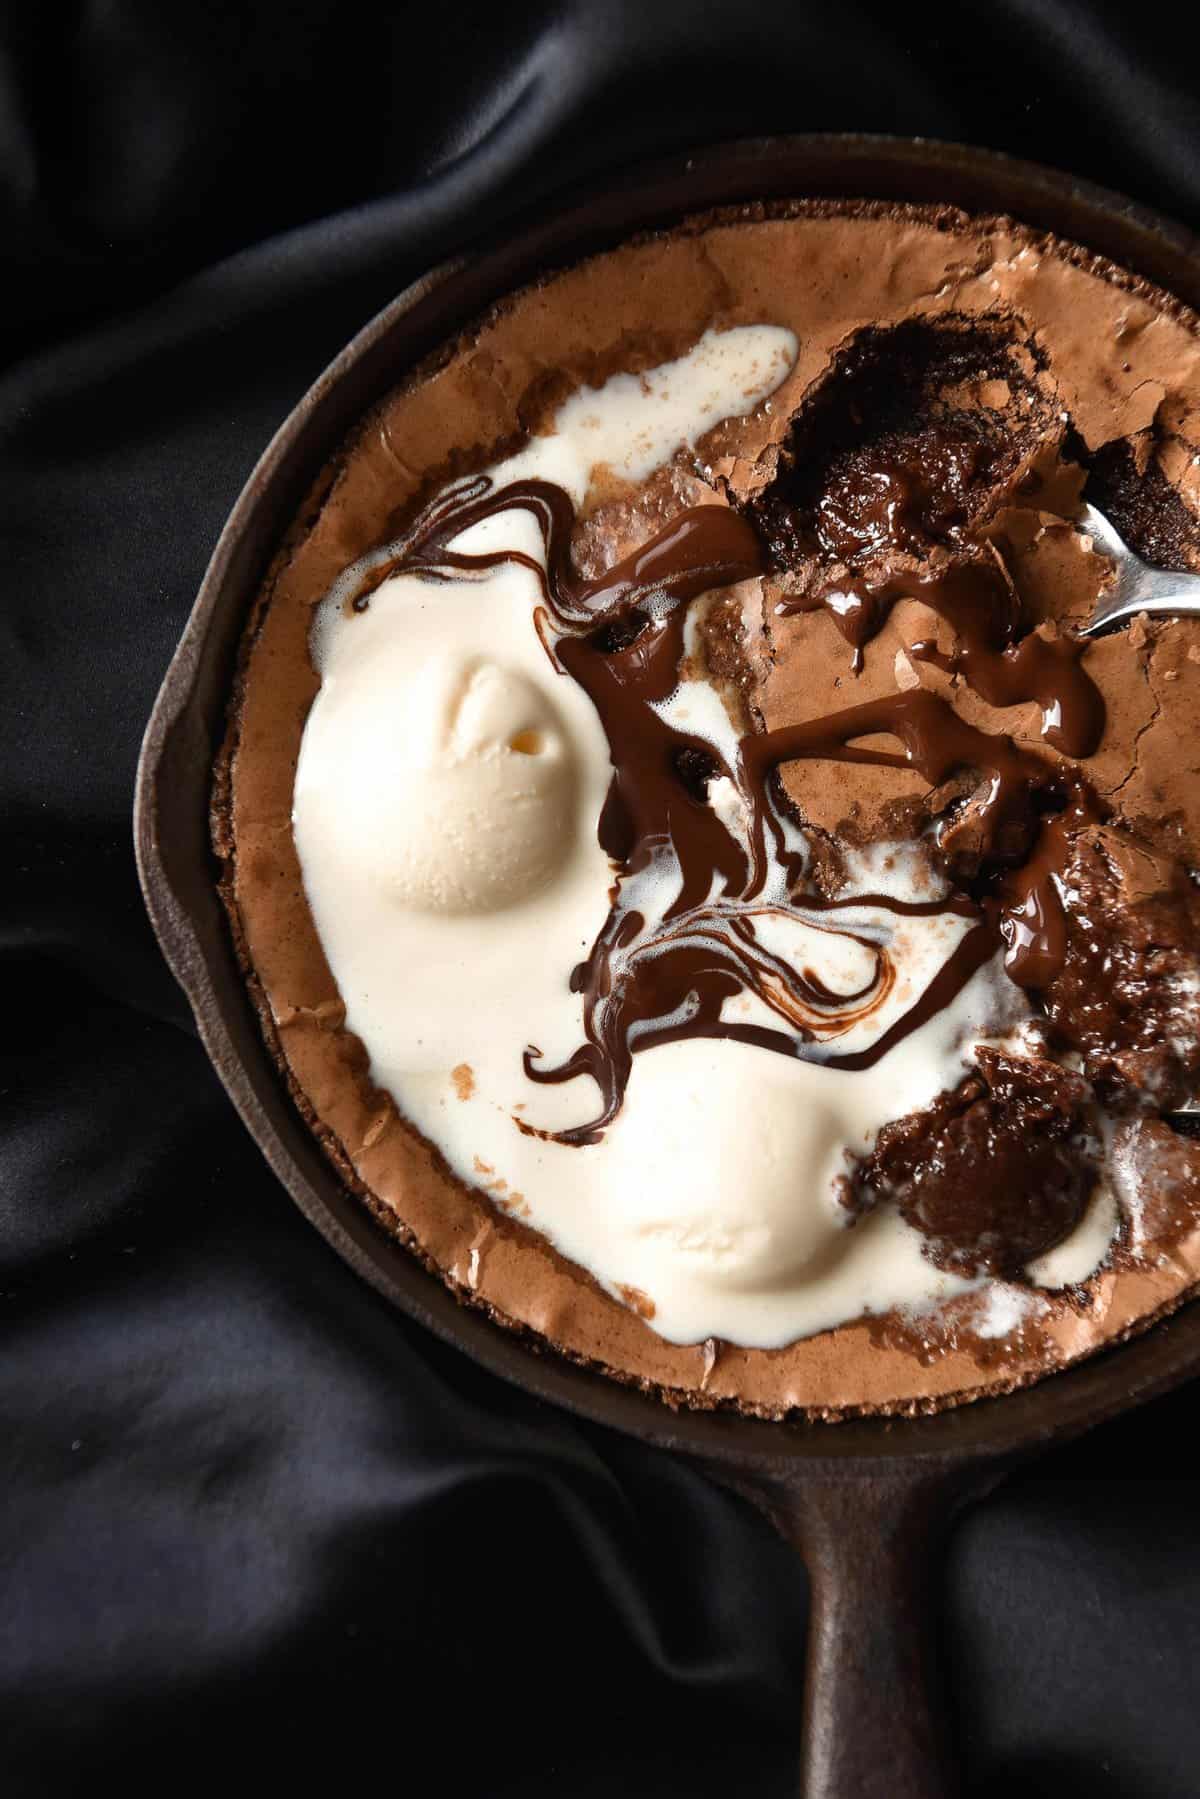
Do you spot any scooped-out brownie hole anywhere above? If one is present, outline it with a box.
[747,316,1056,574]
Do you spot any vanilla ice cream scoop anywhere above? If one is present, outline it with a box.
[296,644,577,915]
[606,1038,853,1296]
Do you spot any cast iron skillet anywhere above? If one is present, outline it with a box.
[134,134,1200,1797]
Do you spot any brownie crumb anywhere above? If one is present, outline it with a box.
[672,744,719,800]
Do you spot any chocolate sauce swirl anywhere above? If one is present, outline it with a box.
[349,471,1102,1142]
[768,437,1105,755]
[779,558,1104,756]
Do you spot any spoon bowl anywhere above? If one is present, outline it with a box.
[1080,500,1200,634]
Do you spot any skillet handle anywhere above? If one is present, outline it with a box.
[714,1463,997,1799]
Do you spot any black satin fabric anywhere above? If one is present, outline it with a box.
[4,4,1200,1793]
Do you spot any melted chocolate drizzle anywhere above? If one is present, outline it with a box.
[779,558,1104,755]
[742,687,1101,992]
[769,438,1105,754]
[350,471,1102,1142]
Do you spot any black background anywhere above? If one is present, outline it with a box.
[4,3,1200,1794]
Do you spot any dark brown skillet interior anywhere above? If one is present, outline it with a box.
[136,133,1200,1795]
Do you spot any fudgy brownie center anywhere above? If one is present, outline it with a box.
[851,1049,1098,1278]
[748,316,1052,574]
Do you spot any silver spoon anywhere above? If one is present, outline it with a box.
[1072,503,1200,1119]
[1078,501,1200,634]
